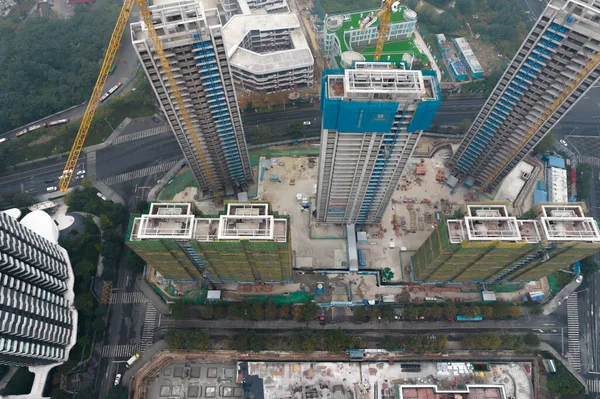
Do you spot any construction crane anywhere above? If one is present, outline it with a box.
[359,0,398,61]
[482,50,600,189]
[60,0,220,203]
[58,0,134,191]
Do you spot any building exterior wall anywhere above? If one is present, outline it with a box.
[412,203,600,283]
[126,202,292,284]
[448,0,600,191]
[131,0,252,196]
[0,211,76,367]
[316,64,441,225]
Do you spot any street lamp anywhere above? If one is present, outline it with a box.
[104,118,115,133]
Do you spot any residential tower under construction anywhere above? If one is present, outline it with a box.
[448,0,600,191]
[131,0,253,197]
[412,203,600,283]
[316,62,441,225]
[126,203,292,285]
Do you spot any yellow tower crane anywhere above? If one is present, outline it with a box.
[359,0,397,61]
[60,0,219,202]
[482,51,600,189]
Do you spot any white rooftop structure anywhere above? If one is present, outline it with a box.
[222,12,313,74]
[344,63,426,95]
[538,204,600,242]
[448,205,522,244]
[130,202,287,243]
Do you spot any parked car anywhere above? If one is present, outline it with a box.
[76,170,86,175]
[152,116,160,123]
[114,374,121,386]
[303,121,311,126]
[559,139,568,147]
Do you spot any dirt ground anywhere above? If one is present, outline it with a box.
[466,37,505,77]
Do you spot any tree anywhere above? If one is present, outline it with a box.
[250,303,264,321]
[74,260,95,279]
[523,332,540,347]
[547,363,585,396]
[301,301,318,321]
[106,386,129,399]
[292,305,303,321]
[74,292,96,316]
[380,305,396,321]
[125,252,146,273]
[170,301,190,320]
[99,214,113,230]
[507,305,521,318]
[455,0,473,14]
[404,305,419,320]
[534,131,555,153]
[431,305,443,320]
[264,303,278,321]
[492,302,509,319]
[247,125,273,145]
[277,305,290,319]
[443,302,457,320]
[576,163,592,201]
[481,306,494,319]
[580,256,599,276]
[381,335,398,351]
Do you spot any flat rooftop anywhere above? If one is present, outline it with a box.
[129,202,287,242]
[538,204,600,242]
[222,13,313,74]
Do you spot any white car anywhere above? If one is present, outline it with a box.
[114,373,121,386]
[559,139,568,147]
[76,170,86,175]
[303,121,311,126]
[46,186,57,193]
[576,275,583,284]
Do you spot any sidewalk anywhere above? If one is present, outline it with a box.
[122,340,168,389]
[136,275,170,314]
[543,277,581,315]
[539,342,588,393]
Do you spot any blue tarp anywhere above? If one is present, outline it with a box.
[548,155,566,169]
[456,315,483,321]
[533,189,548,204]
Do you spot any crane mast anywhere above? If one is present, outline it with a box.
[61,0,219,202]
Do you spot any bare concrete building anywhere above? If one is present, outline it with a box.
[223,12,314,93]
[448,0,600,191]
[131,0,253,196]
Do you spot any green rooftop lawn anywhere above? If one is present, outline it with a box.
[360,38,422,61]
[332,7,408,54]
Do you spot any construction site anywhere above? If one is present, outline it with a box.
[131,351,534,399]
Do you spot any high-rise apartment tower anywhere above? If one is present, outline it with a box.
[413,203,600,283]
[127,202,292,286]
[448,0,600,190]
[316,62,441,225]
[131,0,253,196]
[0,210,77,368]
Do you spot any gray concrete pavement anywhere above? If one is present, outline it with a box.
[543,277,581,315]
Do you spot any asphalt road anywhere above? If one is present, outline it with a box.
[520,0,546,22]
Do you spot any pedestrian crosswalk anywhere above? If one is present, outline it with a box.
[140,303,157,352]
[588,379,600,392]
[103,161,178,185]
[567,293,581,371]
[112,125,170,145]
[101,344,139,358]
[110,291,147,304]
[577,155,600,167]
